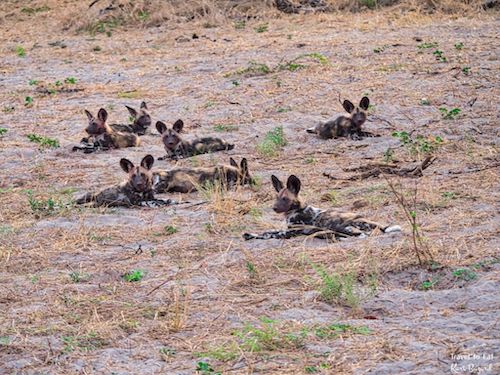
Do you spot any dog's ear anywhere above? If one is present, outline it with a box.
[271,175,283,193]
[97,108,108,123]
[140,101,148,110]
[359,96,370,110]
[84,110,94,121]
[120,158,134,173]
[155,121,167,134]
[125,105,138,118]
[229,157,238,168]
[240,158,248,176]
[342,100,355,114]
[172,119,184,133]
[140,154,154,170]
[286,175,301,195]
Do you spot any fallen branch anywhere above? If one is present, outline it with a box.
[323,156,436,180]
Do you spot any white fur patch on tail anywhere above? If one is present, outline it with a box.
[306,127,317,134]
[384,225,402,233]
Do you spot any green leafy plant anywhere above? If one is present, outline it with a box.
[27,134,60,148]
[433,50,447,62]
[159,347,176,357]
[421,279,438,290]
[24,96,33,107]
[255,24,268,33]
[452,268,477,281]
[28,79,39,86]
[196,361,220,375]
[138,10,150,21]
[314,323,371,339]
[64,77,77,84]
[360,0,377,9]
[439,107,461,120]
[15,46,26,57]
[62,332,106,353]
[310,263,360,308]
[26,190,58,216]
[392,131,443,156]
[417,42,438,49]
[454,42,464,50]
[256,126,287,157]
[234,317,305,352]
[234,20,246,29]
[197,342,239,362]
[462,66,471,75]
[0,128,7,136]
[163,225,177,235]
[123,269,145,282]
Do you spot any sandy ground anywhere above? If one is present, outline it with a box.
[0,3,499,374]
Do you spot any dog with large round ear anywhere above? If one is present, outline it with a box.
[172,119,184,133]
[120,154,155,193]
[84,108,111,135]
[286,175,301,196]
[271,175,284,192]
[155,121,168,134]
[342,100,355,114]
[359,96,370,111]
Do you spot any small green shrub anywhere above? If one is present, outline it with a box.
[439,107,461,120]
[311,263,359,308]
[417,42,438,49]
[452,268,477,281]
[256,126,287,157]
[0,128,7,136]
[255,24,268,33]
[123,269,145,282]
[15,46,26,57]
[234,317,305,352]
[27,134,60,148]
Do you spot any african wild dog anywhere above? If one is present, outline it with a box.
[73,108,140,153]
[307,97,375,140]
[155,120,234,160]
[110,101,151,135]
[243,174,400,240]
[153,157,252,194]
[76,155,173,207]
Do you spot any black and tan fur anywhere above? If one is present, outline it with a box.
[110,101,151,135]
[156,120,234,160]
[73,108,140,153]
[153,157,252,194]
[307,97,375,140]
[76,155,172,207]
[243,174,400,240]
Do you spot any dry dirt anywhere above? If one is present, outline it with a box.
[0,2,499,374]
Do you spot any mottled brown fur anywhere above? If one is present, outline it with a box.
[307,97,373,140]
[156,120,234,160]
[78,108,140,151]
[76,155,170,207]
[153,158,251,193]
[110,101,151,135]
[243,174,400,240]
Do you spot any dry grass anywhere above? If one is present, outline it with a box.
[0,0,498,373]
